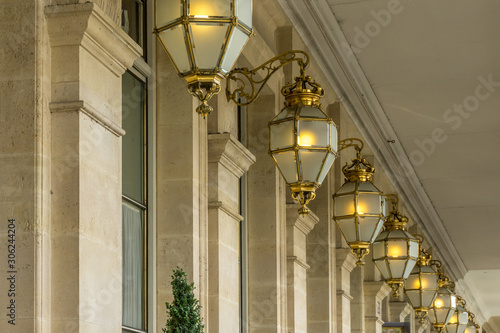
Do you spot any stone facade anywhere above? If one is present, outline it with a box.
[0,1,478,333]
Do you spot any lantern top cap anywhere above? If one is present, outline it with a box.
[417,246,433,266]
[384,195,410,230]
[342,154,375,182]
[282,73,325,107]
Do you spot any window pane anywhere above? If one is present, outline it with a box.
[122,202,145,329]
[122,71,145,203]
[122,0,145,48]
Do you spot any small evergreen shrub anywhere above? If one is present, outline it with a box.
[163,267,204,333]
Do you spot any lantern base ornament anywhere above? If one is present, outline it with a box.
[185,73,224,118]
[350,243,370,266]
[386,279,404,298]
[415,310,429,325]
[291,188,317,216]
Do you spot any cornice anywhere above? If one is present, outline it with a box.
[286,204,319,235]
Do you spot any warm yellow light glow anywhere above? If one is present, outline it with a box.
[194,15,209,18]
[388,247,400,257]
[298,134,313,147]
[357,203,365,215]
[449,314,458,324]
[435,298,444,308]
[413,278,427,289]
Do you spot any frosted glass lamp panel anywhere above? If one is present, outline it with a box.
[156,0,182,26]
[190,0,231,17]
[272,106,295,121]
[372,222,384,241]
[422,290,438,307]
[406,274,421,290]
[357,192,381,215]
[270,121,294,150]
[406,290,421,307]
[273,151,298,184]
[387,239,408,257]
[317,152,335,184]
[409,239,419,258]
[358,216,382,242]
[190,24,228,69]
[372,240,385,259]
[299,151,326,182]
[159,26,190,73]
[403,258,417,278]
[330,123,338,152]
[221,27,249,73]
[337,218,357,243]
[451,295,457,308]
[334,194,355,216]
[336,181,355,194]
[298,121,328,147]
[375,260,390,278]
[421,271,438,289]
[388,259,406,279]
[236,0,252,28]
[299,106,326,118]
[458,311,468,324]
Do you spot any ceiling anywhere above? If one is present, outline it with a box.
[277,0,500,328]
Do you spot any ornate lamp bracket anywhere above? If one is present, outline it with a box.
[226,50,310,105]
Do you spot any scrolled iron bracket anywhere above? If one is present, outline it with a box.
[226,50,310,105]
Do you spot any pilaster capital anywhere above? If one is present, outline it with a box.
[208,133,256,178]
[45,2,142,76]
[336,247,357,273]
[286,204,319,236]
[364,281,392,300]
[389,301,413,322]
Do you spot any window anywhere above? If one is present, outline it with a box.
[122,71,148,333]
[238,101,249,332]
[122,1,150,332]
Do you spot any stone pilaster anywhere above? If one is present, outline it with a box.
[207,133,256,333]
[156,39,209,328]
[352,265,366,333]
[364,281,392,333]
[246,93,288,333]
[46,3,141,333]
[336,248,358,333]
[285,204,319,333]
[388,301,414,323]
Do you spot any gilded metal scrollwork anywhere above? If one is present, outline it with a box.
[226,50,310,105]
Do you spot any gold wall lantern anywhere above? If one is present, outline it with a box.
[333,139,385,266]
[226,52,337,215]
[445,296,468,333]
[403,245,439,323]
[372,195,419,298]
[428,273,457,333]
[154,0,253,117]
[464,312,480,333]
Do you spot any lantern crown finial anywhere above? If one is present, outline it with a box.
[342,154,375,182]
[282,73,325,107]
[384,195,409,230]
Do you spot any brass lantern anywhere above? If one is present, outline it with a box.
[154,0,253,117]
[372,196,419,297]
[333,139,385,265]
[446,297,468,333]
[269,74,337,215]
[428,275,457,333]
[404,246,439,323]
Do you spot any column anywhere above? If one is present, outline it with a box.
[286,204,319,333]
[336,248,358,333]
[351,266,366,333]
[364,282,391,333]
[207,133,255,333]
[46,3,141,333]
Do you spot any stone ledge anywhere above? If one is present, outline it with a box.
[208,201,244,222]
[208,133,256,178]
[287,255,311,270]
[286,203,319,235]
[50,100,125,137]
